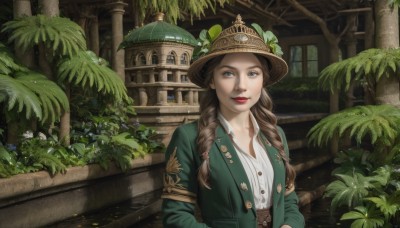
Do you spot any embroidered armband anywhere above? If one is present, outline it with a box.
[161,147,197,204]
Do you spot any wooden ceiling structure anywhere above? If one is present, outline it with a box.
[59,0,371,36]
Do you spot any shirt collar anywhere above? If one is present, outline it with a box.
[218,112,260,138]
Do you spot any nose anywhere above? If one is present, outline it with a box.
[236,73,247,91]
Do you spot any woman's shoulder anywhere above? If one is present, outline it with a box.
[171,120,199,139]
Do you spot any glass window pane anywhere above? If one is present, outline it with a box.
[307,61,318,77]
[290,46,302,61]
[290,62,302,77]
[307,45,318,61]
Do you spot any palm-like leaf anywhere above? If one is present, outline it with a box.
[0,74,42,119]
[0,42,28,74]
[325,173,375,210]
[2,15,86,57]
[307,105,400,147]
[319,48,400,93]
[341,206,384,228]
[15,71,69,123]
[366,193,400,219]
[57,50,129,102]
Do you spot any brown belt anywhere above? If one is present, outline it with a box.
[256,208,272,228]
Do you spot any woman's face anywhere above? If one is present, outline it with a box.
[210,53,264,118]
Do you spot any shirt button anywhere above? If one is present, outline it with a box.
[258,171,262,176]
[261,189,265,194]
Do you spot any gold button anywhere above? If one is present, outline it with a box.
[262,220,268,227]
[221,145,228,152]
[277,183,282,193]
[258,171,262,176]
[225,152,232,159]
[261,189,265,194]
[245,200,252,209]
[229,160,234,163]
[240,182,248,191]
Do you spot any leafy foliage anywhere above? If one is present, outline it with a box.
[325,172,375,209]
[192,23,284,60]
[0,42,27,74]
[319,48,400,94]
[2,15,86,57]
[192,24,222,60]
[0,42,69,123]
[307,105,400,147]
[341,206,384,228]
[251,23,283,57]
[135,0,232,24]
[57,50,129,103]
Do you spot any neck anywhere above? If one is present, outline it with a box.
[221,111,252,132]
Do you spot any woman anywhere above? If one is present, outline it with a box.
[161,15,305,228]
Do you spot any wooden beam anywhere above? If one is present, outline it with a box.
[338,7,372,13]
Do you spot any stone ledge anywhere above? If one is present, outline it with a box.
[0,153,165,200]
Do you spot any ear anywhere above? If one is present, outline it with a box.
[209,78,216,89]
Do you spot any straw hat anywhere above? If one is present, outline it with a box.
[188,15,288,88]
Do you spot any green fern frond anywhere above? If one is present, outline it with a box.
[0,74,42,120]
[14,71,69,124]
[319,48,400,93]
[57,50,129,103]
[0,42,28,75]
[307,105,400,148]
[2,15,86,57]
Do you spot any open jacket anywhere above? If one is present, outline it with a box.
[162,121,305,228]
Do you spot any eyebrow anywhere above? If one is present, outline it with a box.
[217,65,262,70]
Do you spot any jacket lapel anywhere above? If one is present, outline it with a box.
[214,126,257,216]
[259,134,286,212]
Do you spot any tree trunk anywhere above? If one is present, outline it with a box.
[39,0,71,145]
[59,85,70,146]
[375,0,400,107]
[13,0,34,68]
[38,0,59,16]
[8,0,34,144]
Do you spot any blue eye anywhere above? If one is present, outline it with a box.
[223,71,234,77]
[248,71,260,77]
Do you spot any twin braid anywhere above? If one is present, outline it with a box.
[252,89,296,188]
[197,90,219,189]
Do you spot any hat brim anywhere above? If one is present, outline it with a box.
[188,48,288,88]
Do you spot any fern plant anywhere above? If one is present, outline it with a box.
[0,42,69,123]
[308,104,400,226]
[319,48,400,95]
[2,15,86,57]
[307,105,400,149]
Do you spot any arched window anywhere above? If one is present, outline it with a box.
[139,53,146,65]
[166,51,176,64]
[151,51,158,64]
[131,55,136,66]
[180,53,188,65]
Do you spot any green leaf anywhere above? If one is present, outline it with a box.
[207,24,222,42]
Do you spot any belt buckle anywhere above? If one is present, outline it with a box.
[262,220,268,227]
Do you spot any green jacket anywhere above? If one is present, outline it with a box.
[162,121,305,228]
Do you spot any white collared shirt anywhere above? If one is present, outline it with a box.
[218,112,274,209]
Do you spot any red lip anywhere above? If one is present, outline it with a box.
[232,97,248,104]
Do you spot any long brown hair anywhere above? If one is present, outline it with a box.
[197,54,296,190]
